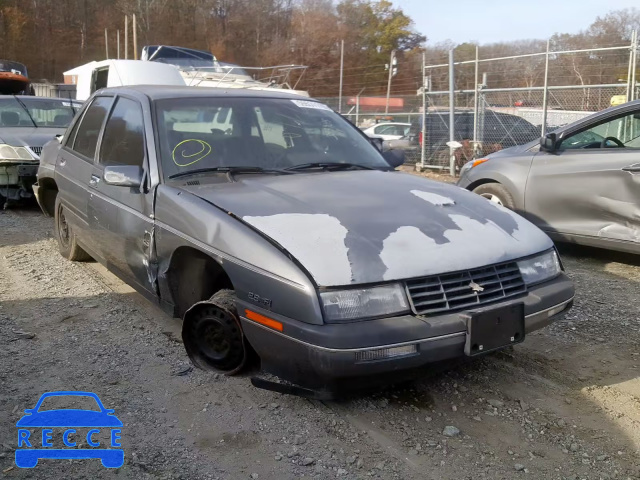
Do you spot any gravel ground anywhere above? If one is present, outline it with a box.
[1,205,639,480]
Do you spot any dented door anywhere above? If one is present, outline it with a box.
[87,95,157,296]
[525,148,640,245]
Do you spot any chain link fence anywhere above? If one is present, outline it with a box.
[319,36,639,171]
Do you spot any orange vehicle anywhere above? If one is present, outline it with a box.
[0,60,32,95]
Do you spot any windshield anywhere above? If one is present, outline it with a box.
[0,97,81,128]
[155,97,389,179]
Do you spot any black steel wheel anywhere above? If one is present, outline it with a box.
[182,290,247,374]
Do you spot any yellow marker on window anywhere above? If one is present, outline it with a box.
[172,139,212,167]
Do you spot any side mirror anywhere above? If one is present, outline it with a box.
[540,132,557,153]
[103,165,143,187]
[55,134,63,144]
[369,137,384,152]
[382,148,405,169]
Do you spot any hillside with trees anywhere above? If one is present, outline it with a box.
[0,1,638,97]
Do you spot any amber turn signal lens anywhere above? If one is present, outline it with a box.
[245,309,283,332]
[471,158,489,168]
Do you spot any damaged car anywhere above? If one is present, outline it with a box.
[458,100,640,254]
[0,96,81,207]
[36,86,574,397]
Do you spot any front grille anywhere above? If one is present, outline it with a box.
[406,261,526,316]
[30,146,43,157]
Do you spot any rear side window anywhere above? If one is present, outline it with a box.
[99,97,145,167]
[71,96,113,159]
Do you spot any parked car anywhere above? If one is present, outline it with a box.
[405,111,541,164]
[362,122,411,140]
[0,96,82,206]
[457,100,640,255]
[36,86,574,397]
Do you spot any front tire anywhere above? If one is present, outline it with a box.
[182,289,248,375]
[472,183,516,210]
[54,198,92,261]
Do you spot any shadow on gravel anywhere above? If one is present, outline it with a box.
[557,242,640,268]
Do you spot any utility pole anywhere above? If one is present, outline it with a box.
[105,29,109,59]
[338,40,344,113]
[125,16,128,59]
[133,14,138,60]
[385,49,397,114]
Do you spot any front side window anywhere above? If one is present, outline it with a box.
[155,97,389,179]
[561,110,640,150]
[71,96,113,159]
[99,97,145,167]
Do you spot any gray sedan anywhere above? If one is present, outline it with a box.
[35,86,574,397]
[0,96,81,206]
[458,100,640,255]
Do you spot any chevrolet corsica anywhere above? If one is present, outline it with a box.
[35,86,575,397]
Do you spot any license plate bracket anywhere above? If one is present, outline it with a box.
[463,303,525,356]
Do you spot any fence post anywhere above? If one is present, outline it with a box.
[472,45,479,157]
[420,52,427,171]
[355,87,365,127]
[541,39,550,137]
[338,39,344,113]
[385,49,396,114]
[448,49,455,176]
[632,30,638,101]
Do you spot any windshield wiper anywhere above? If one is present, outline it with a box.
[168,166,292,180]
[13,96,37,127]
[284,162,376,171]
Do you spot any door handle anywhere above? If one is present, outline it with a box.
[622,164,640,173]
[59,158,66,167]
[89,174,100,187]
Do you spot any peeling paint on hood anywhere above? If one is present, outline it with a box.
[380,212,547,281]
[411,190,456,206]
[179,170,553,286]
[243,213,352,285]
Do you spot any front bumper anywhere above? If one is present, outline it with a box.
[240,273,574,392]
[0,162,38,201]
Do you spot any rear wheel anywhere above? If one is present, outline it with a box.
[54,199,92,261]
[472,183,515,210]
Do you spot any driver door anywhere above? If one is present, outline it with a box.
[525,108,640,242]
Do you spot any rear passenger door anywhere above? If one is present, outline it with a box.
[54,96,113,248]
[87,95,156,295]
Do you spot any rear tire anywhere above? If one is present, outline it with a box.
[54,198,92,261]
[472,183,515,210]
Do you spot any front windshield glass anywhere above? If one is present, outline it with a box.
[0,97,81,128]
[155,97,389,179]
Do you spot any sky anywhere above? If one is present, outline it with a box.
[394,0,639,45]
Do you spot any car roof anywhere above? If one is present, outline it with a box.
[100,84,315,102]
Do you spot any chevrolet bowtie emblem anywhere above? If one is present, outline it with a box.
[469,281,484,293]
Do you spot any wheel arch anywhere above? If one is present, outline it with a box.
[37,177,58,217]
[165,246,234,318]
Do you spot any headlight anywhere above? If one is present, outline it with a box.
[320,284,410,322]
[517,250,561,285]
[0,144,34,161]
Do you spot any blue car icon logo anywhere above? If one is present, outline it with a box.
[16,391,123,468]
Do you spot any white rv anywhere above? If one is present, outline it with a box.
[63,59,186,100]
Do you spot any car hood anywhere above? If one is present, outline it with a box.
[486,139,539,158]
[0,127,66,148]
[179,170,552,286]
[16,410,123,427]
